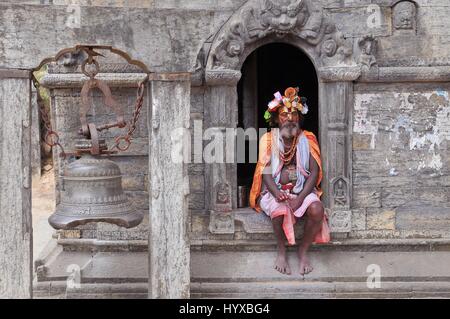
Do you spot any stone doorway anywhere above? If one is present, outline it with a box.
[236,43,319,206]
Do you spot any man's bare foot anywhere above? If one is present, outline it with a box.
[274,253,291,275]
[298,251,313,276]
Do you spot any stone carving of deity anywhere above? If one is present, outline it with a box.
[334,179,347,207]
[393,1,417,30]
[260,0,309,36]
[216,182,230,204]
[358,35,377,69]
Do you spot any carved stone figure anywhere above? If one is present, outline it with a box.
[212,22,245,69]
[393,1,417,30]
[209,212,235,234]
[358,35,377,69]
[331,176,350,209]
[329,209,352,233]
[333,179,347,207]
[216,182,230,204]
[260,0,309,36]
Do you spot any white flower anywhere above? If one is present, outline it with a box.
[274,91,282,101]
[301,103,309,114]
[268,100,279,110]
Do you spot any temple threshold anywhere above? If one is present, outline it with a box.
[34,238,450,299]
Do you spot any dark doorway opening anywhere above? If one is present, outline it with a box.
[237,42,319,207]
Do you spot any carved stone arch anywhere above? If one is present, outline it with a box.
[202,0,376,81]
[200,0,370,236]
[222,34,321,76]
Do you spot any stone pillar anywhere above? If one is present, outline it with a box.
[147,73,191,298]
[31,88,41,178]
[204,69,241,235]
[319,79,355,234]
[0,69,32,298]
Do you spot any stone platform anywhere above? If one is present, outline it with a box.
[33,238,450,298]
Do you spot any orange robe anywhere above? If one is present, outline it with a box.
[249,130,330,244]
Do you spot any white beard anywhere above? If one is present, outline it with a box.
[280,122,300,139]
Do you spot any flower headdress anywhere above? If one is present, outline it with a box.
[264,87,309,123]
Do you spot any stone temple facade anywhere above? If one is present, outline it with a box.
[1,0,450,298]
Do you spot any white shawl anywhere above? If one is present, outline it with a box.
[270,128,311,193]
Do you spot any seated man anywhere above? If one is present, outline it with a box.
[250,87,330,276]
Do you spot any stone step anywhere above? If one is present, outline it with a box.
[191,251,450,282]
[34,243,450,298]
[36,250,147,283]
[34,281,148,299]
[34,280,450,299]
[190,281,450,299]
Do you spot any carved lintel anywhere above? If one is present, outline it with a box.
[329,209,352,233]
[209,211,235,234]
[318,66,361,82]
[205,69,242,86]
[40,73,148,89]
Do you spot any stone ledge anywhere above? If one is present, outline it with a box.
[0,69,31,79]
[54,237,450,252]
[191,238,450,252]
[57,238,148,252]
[41,73,147,88]
[359,66,450,82]
[191,281,450,299]
[33,280,450,299]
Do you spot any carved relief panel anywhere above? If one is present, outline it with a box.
[208,0,360,71]
[393,1,417,31]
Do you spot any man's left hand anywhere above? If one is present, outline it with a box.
[287,194,305,212]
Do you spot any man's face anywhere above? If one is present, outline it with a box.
[278,108,299,125]
[278,108,300,138]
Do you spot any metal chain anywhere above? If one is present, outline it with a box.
[111,77,148,152]
[32,77,67,159]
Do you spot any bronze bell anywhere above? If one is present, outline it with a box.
[47,49,147,230]
[48,139,143,230]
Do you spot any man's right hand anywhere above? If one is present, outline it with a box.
[263,174,290,202]
[275,191,290,202]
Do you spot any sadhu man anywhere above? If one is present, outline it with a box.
[250,87,330,276]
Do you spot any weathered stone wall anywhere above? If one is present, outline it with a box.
[2,1,450,70]
[0,2,239,71]
[3,0,450,242]
[351,83,450,238]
